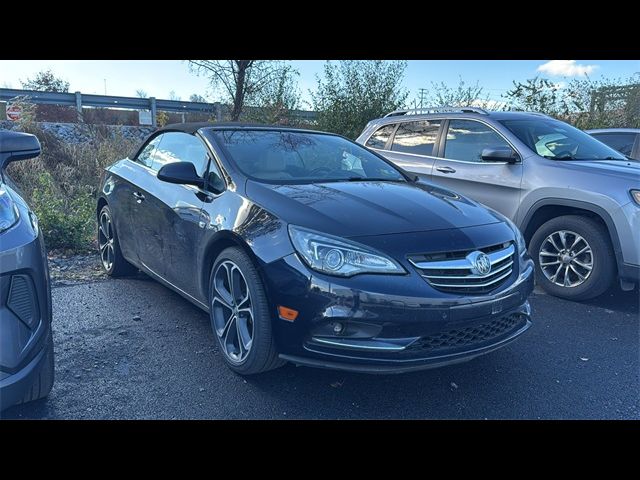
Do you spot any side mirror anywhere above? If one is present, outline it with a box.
[157,162,204,188]
[0,131,42,169]
[207,171,225,194]
[481,147,519,164]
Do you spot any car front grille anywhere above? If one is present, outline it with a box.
[407,313,526,354]
[409,242,515,294]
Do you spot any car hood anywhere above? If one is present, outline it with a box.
[565,159,640,178]
[245,180,502,237]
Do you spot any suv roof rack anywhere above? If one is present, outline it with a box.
[384,106,489,117]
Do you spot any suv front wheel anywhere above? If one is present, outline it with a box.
[530,215,615,301]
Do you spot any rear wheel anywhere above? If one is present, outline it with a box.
[98,205,137,277]
[530,215,615,301]
[208,247,285,374]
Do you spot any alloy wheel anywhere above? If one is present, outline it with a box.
[538,230,593,288]
[211,260,254,363]
[98,211,115,272]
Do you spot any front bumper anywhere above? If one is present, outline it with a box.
[0,212,52,408]
[263,251,535,373]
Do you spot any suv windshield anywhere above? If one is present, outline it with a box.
[211,129,406,184]
[499,118,627,161]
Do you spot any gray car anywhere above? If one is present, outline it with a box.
[356,108,640,301]
[586,128,640,160]
[0,131,54,411]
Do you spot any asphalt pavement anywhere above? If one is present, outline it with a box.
[3,275,638,419]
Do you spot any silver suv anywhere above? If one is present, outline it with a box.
[356,107,640,301]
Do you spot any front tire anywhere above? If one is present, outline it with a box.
[208,247,285,375]
[98,205,137,277]
[530,215,615,301]
[19,328,54,405]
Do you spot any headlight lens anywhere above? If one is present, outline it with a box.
[631,190,640,206]
[0,186,19,234]
[288,225,405,277]
[506,218,527,256]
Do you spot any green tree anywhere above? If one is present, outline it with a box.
[503,77,570,117]
[189,93,207,103]
[244,66,301,125]
[188,60,291,121]
[21,69,70,92]
[414,77,495,110]
[311,61,408,139]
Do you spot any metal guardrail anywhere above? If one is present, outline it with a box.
[0,88,317,127]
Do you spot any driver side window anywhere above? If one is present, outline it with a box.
[444,120,511,163]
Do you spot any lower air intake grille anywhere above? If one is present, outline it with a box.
[408,313,525,354]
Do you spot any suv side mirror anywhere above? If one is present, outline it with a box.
[157,162,204,188]
[481,147,519,164]
[0,131,41,169]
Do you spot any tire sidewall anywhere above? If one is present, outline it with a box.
[530,216,614,300]
[208,248,272,372]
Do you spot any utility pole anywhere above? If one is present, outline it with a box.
[104,79,107,95]
[418,88,428,109]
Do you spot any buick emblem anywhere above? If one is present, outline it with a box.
[468,251,491,276]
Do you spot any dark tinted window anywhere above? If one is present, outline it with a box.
[444,120,511,162]
[151,132,209,175]
[365,124,395,149]
[212,130,405,184]
[135,135,161,168]
[391,120,441,156]
[590,133,636,156]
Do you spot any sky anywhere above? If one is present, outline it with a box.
[0,60,638,108]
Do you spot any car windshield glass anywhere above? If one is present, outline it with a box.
[210,129,406,184]
[499,119,627,161]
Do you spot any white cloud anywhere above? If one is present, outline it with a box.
[537,60,598,77]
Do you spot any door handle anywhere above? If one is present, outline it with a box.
[435,166,457,174]
[133,191,145,203]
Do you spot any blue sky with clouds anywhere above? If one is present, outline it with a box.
[0,60,637,107]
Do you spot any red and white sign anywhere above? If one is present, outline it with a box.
[6,103,21,121]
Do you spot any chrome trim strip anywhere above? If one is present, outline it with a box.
[427,269,513,289]
[424,260,514,280]
[410,244,515,270]
[311,337,409,352]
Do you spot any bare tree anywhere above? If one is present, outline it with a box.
[168,90,181,101]
[188,60,289,121]
[135,89,148,98]
[189,93,207,103]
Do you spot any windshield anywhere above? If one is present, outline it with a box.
[499,119,627,161]
[210,129,406,184]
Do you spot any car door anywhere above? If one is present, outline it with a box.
[431,118,523,220]
[589,132,639,160]
[136,131,210,297]
[110,134,162,264]
[385,119,443,180]
[364,121,442,180]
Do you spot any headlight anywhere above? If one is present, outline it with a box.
[288,225,405,277]
[631,190,640,206]
[0,186,19,234]
[505,218,527,256]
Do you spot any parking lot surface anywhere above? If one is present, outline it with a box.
[3,275,638,419]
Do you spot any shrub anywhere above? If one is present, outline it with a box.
[5,122,136,252]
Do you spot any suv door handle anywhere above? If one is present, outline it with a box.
[133,191,145,203]
[435,166,457,174]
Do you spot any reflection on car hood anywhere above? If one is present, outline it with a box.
[566,159,640,178]
[245,180,502,238]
